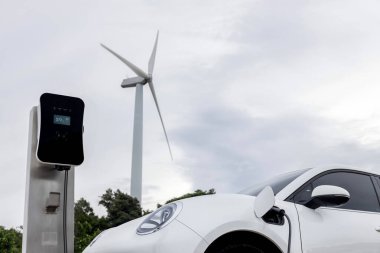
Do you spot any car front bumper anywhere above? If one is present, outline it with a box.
[83,218,208,253]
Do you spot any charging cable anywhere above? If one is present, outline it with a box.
[63,170,68,253]
[267,207,291,253]
[284,213,292,253]
[55,165,70,253]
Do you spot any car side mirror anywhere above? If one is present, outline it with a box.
[305,185,350,209]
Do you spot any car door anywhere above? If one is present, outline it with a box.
[291,171,380,253]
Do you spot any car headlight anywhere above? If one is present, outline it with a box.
[136,202,182,235]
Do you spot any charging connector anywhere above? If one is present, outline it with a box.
[262,206,285,225]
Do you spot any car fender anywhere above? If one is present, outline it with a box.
[175,194,289,252]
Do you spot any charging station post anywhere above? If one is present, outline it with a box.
[23,93,84,253]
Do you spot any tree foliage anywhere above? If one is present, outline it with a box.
[74,198,104,253]
[0,226,22,253]
[99,189,142,228]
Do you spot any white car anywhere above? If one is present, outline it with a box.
[84,166,380,253]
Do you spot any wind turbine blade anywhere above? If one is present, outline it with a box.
[148,31,159,76]
[100,43,149,79]
[148,81,173,160]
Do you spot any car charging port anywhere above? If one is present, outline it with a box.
[262,206,285,225]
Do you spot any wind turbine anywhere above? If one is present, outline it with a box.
[101,31,172,203]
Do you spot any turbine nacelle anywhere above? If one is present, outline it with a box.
[121,76,148,88]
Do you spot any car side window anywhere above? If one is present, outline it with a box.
[294,172,380,212]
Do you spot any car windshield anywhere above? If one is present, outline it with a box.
[239,169,310,196]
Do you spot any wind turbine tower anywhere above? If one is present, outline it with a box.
[101,31,172,203]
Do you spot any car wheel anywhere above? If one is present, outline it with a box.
[205,232,281,253]
[215,243,265,253]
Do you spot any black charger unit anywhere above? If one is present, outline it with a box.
[36,93,85,166]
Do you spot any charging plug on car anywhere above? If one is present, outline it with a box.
[263,206,285,225]
[263,206,291,253]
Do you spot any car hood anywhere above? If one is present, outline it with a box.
[84,193,284,252]
[175,193,260,239]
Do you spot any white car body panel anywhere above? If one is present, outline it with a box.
[84,166,380,253]
[84,217,208,253]
[296,205,380,253]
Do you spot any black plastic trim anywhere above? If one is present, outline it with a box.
[262,206,285,225]
[371,176,380,206]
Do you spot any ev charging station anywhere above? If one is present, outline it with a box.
[23,93,84,253]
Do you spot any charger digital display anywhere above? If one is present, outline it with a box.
[53,115,71,126]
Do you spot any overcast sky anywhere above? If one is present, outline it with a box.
[1,0,380,228]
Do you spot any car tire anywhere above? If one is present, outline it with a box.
[216,243,265,253]
[205,232,281,253]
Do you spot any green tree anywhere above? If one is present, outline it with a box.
[99,189,142,228]
[74,198,103,253]
[0,226,22,253]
